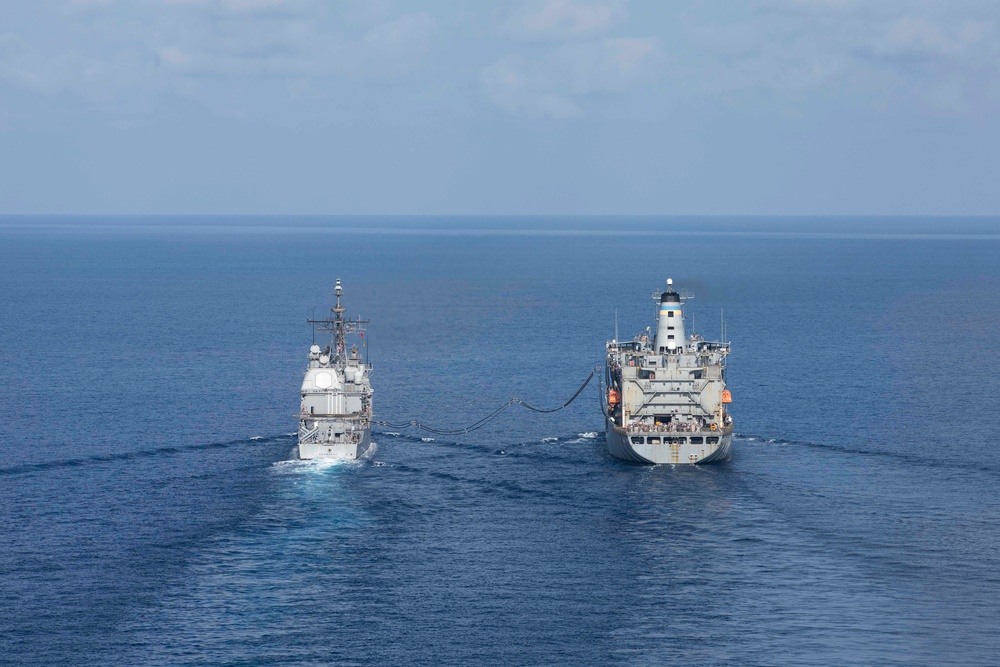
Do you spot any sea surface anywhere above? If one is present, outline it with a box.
[1,216,998,666]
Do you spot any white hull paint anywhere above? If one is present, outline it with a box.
[605,417,732,465]
[298,429,372,460]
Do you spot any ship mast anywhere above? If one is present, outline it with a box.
[332,279,347,357]
[307,279,369,366]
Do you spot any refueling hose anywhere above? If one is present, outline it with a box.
[375,366,600,436]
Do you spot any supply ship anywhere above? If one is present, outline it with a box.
[298,280,373,460]
[604,279,732,464]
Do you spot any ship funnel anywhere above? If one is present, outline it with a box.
[655,279,685,354]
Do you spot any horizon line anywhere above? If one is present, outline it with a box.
[2,213,1000,219]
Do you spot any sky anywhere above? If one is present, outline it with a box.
[0,0,998,215]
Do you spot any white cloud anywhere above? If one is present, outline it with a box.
[481,55,581,117]
[863,16,999,113]
[160,0,296,9]
[0,1,443,125]
[483,0,655,116]
[144,8,436,84]
[502,0,623,40]
[3,0,998,124]
[157,46,194,68]
[877,16,990,58]
[0,31,89,94]
[642,2,1000,116]
[778,0,852,10]
[221,0,292,11]
[361,12,436,64]
[481,37,657,117]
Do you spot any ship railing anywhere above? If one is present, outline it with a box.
[300,433,361,445]
[301,388,371,395]
[625,421,714,434]
[298,411,371,419]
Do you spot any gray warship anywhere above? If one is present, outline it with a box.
[604,279,733,464]
[298,280,373,460]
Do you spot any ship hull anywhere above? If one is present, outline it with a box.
[605,418,732,465]
[298,422,372,460]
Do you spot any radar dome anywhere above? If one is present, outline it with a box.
[314,372,333,389]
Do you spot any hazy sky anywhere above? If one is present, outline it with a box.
[1,0,998,215]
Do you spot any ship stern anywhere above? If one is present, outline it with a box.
[606,419,732,465]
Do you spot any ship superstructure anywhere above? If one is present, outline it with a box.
[604,279,733,464]
[298,280,373,460]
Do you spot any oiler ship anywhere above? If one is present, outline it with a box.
[298,280,373,460]
[604,279,732,464]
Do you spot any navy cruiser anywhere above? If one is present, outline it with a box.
[604,279,732,464]
[298,280,373,460]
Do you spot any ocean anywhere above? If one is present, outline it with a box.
[1,216,998,666]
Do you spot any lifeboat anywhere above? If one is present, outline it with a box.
[721,389,732,404]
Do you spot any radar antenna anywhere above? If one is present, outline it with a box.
[307,279,369,366]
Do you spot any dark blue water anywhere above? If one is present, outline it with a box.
[1,216,999,666]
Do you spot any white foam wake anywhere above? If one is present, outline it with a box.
[271,457,355,472]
